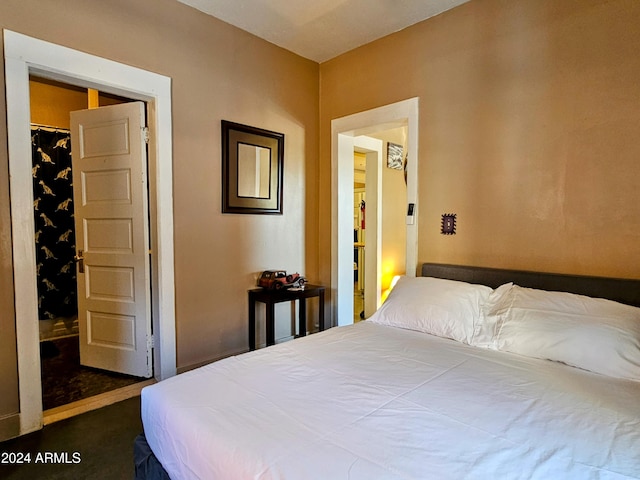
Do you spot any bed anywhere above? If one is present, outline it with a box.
[135,263,640,479]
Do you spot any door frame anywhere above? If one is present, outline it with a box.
[354,136,383,319]
[331,98,419,327]
[4,30,177,435]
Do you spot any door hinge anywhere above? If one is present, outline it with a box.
[147,334,155,349]
[142,126,150,144]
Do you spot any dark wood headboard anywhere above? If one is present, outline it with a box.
[421,263,640,308]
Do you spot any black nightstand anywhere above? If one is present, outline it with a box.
[248,285,325,351]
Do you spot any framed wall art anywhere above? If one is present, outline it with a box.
[387,142,403,170]
[221,120,284,214]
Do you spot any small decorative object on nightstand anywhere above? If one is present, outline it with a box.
[258,270,306,290]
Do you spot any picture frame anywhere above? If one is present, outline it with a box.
[221,120,284,214]
[387,142,404,170]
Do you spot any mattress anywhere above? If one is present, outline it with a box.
[141,321,640,479]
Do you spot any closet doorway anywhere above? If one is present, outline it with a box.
[30,77,150,412]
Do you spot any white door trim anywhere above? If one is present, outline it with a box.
[331,98,419,327]
[4,30,177,435]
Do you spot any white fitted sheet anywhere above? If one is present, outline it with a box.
[141,321,640,479]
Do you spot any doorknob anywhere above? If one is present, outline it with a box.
[74,250,84,273]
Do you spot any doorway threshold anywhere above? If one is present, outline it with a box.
[43,379,155,426]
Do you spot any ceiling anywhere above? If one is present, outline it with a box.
[177,0,470,63]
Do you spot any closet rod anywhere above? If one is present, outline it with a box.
[30,123,70,133]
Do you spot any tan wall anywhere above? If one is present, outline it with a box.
[29,78,129,127]
[381,132,407,290]
[0,97,19,428]
[319,0,640,281]
[30,78,88,129]
[370,128,408,291]
[0,0,319,393]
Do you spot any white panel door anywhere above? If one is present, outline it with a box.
[70,102,152,378]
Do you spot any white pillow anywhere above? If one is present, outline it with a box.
[482,284,640,381]
[368,276,492,344]
[471,282,513,347]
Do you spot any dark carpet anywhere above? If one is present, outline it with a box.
[40,335,144,410]
[0,395,142,479]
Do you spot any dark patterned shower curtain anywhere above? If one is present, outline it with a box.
[31,126,78,320]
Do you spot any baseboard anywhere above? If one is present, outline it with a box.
[176,335,297,374]
[177,355,229,374]
[0,413,21,442]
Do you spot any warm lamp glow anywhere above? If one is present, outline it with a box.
[381,262,400,290]
[381,275,402,303]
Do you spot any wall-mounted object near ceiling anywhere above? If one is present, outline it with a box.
[441,214,457,235]
[387,142,403,170]
[222,120,284,214]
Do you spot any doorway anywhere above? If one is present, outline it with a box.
[353,151,366,322]
[30,77,150,410]
[331,98,419,327]
[352,128,408,323]
[5,30,176,437]
[352,136,384,322]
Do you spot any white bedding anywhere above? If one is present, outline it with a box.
[141,321,640,479]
